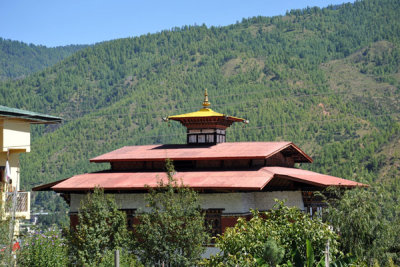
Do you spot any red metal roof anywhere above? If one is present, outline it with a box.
[90,142,312,163]
[49,169,274,191]
[37,166,365,192]
[263,167,366,187]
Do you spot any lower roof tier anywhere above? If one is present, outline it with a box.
[34,166,366,193]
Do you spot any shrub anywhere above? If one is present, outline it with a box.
[202,200,338,266]
[17,227,68,267]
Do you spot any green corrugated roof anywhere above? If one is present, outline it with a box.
[0,105,62,124]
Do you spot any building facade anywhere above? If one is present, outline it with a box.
[34,91,365,236]
[0,105,61,236]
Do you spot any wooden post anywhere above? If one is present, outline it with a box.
[325,226,332,267]
[325,239,329,267]
[114,249,119,267]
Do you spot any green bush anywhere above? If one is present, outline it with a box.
[17,228,68,267]
[202,200,339,266]
[97,249,143,267]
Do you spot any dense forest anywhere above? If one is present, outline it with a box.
[0,0,399,226]
[0,38,87,80]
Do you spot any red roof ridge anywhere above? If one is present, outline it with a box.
[90,141,312,163]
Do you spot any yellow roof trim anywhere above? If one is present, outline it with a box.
[168,108,245,121]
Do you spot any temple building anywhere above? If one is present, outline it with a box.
[34,90,365,236]
[0,105,61,237]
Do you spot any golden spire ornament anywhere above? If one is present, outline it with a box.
[167,89,247,144]
[202,88,211,108]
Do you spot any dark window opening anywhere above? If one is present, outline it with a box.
[204,208,224,240]
[173,160,195,169]
[120,209,136,231]
[302,191,326,218]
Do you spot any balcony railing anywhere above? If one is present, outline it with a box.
[1,191,30,219]
[6,192,29,213]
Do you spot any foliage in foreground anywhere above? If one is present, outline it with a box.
[97,249,143,267]
[17,228,68,267]
[67,187,132,266]
[324,185,400,265]
[134,159,209,266]
[202,201,339,266]
[0,186,12,266]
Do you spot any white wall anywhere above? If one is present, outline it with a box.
[199,193,255,213]
[254,191,304,211]
[70,191,304,214]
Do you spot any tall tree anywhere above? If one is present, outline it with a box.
[67,188,130,266]
[134,159,209,266]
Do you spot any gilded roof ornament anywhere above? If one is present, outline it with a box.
[202,89,211,108]
[167,89,247,125]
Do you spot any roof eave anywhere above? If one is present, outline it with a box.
[0,112,62,124]
[91,155,276,163]
[274,174,366,188]
[32,179,67,191]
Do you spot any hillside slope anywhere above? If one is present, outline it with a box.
[0,0,398,218]
[0,38,87,80]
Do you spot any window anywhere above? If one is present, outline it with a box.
[0,166,5,192]
[206,134,214,143]
[204,209,223,239]
[0,166,4,183]
[302,191,326,218]
[188,135,197,143]
[187,129,226,144]
[198,135,205,143]
[120,209,136,231]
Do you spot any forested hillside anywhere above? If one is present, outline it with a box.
[0,38,87,80]
[0,0,399,222]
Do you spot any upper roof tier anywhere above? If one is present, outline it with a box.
[90,142,313,163]
[167,89,247,130]
[168,107,244,121]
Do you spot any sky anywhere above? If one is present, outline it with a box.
[0,0,354,47]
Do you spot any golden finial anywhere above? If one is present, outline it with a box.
[202,88,211,108]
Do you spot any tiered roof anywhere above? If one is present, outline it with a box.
[33,90,366,193]
[34,142,365,192]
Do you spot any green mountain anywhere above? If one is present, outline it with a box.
[0,0,399,221]
[0,38,87,80]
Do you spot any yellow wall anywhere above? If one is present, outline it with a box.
[0,118,30,191]
[0,118,31,222]
[2,119,30,153]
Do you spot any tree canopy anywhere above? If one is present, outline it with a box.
[134,160,209,266]
[67,188,130,266]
